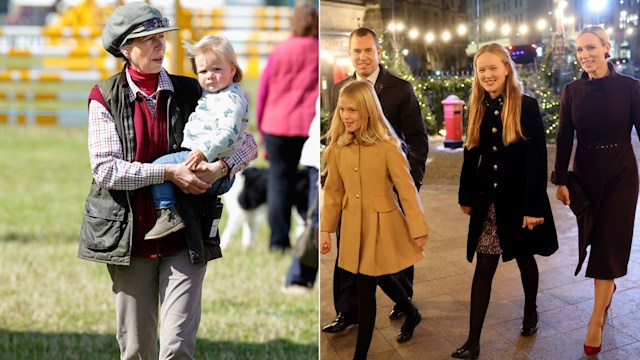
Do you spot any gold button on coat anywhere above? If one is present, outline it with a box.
[492,127,497,134]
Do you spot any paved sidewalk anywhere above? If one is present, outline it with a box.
[320,137,640,360]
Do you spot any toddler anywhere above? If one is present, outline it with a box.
[145,35,249,240]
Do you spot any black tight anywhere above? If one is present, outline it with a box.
[353,274,417,360]
[463,253,538,350]
[464,253,500,349]
[516,254,539,315]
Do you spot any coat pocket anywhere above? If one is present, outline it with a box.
[371,195,396,213]
[80,196,127,251]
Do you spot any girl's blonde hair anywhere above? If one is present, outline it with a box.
[466,43,524,148]
[183,35,243,82]
[322,80,401,174]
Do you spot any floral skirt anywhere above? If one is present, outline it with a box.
[476,202,502,255]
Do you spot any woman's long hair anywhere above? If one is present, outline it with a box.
[321,80,401,175]
[466,43,524,148]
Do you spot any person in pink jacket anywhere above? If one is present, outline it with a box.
[256,4,319,251]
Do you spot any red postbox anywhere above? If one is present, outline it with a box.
[441,94,465,149]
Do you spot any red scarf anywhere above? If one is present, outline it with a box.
[128,66,159,96]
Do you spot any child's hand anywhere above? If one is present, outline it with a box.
[556,185,570,205]
[522,216,544,230]
[185,149,206,170]
[460,206,472,215]
[412,234,428,252]
[320,231,331,254]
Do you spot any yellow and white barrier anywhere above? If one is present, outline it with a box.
[1,0,298,126]
[0,109,88,126]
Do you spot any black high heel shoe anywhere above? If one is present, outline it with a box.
[396,311,421,343]
[520,310,538,337]
[451,346,480,359]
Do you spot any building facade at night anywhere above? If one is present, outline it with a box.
[466,0,554,49]
[321,0,469,82]
[467,0,640,76]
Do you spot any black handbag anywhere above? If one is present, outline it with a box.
[567,171,591,216]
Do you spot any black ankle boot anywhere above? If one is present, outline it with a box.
[521,309,538,336]
[451,345,480,359]
[396,309,421,343]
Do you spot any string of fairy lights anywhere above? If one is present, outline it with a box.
[383,39,581,137]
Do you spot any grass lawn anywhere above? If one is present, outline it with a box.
[0,126,318,359]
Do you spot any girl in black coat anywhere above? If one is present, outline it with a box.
[452,44,558,359]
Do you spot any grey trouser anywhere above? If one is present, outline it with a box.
[107,249,207,360]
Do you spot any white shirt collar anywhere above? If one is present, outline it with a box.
[356,66,380,85]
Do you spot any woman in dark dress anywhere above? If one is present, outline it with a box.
[453,44,558,359]
[552,25,640,355]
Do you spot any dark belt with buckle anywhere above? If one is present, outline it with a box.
[590,143,618,150]
[580,142,623,150]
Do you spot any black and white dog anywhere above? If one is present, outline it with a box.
[220,167,309,250]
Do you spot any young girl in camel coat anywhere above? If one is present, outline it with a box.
[319,80,428,359]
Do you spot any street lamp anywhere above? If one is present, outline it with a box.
[457,24,467,37]
[442,31,451,42]
[442,31,451,72]
[536,19,547,31]
[587,0,606,13]
[424,32,435,43]
[388,22,405,33]
[387,22,405,50]
[501,24,511,36]
[588,0,607,24]
[485,20,496,33]
[409,28,419,40]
